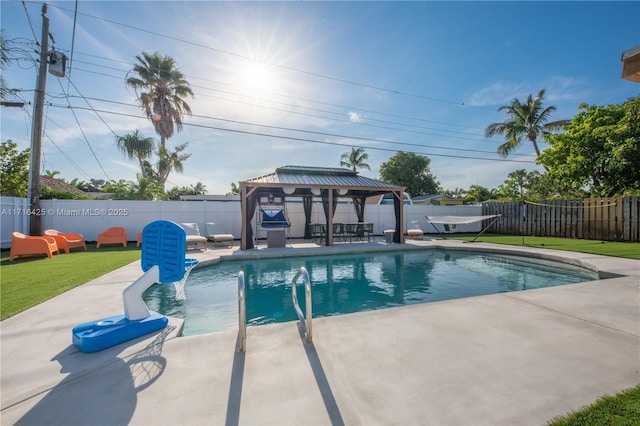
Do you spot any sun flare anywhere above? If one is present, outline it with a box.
[240,59,278,94]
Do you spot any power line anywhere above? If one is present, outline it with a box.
[71,49,487,133]
[66,63,495,147]
[49,3,495,111]
[48,102,537,165]
[20,0,39,45]
[55,79,111,180]
[65,78,119,138]
[61,94,533,158]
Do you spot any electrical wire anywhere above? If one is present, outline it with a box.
[66,64,499,148]
[47,102,537,165]
[49,3,495,111]
[55,79,111,180]
[65,78,119,138]
[60,94,534,158]
[20,0,39,45]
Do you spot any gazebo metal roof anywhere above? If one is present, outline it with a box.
[242,165,403,197]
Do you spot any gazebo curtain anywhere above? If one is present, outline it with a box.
[322,189,338,246]
[245,189,258,249]
[303,195,313,239]
[353,196,366,222]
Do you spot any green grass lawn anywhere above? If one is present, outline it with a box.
[548,384,640,426]
[440,233,640,260]
[0,243,140,320]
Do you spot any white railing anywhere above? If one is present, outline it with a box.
[237,271,246,352]
[291,267,312,343]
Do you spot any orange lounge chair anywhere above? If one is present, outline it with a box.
[44,229,87,253]
[96,227,127,248]
[10,232,59,261]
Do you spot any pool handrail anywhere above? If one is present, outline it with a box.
[291,267,312,343]
[238,271,246,352]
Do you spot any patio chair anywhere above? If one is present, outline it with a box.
[96,227,127,248]
[205,222,234,247]
[407,221,424,240]
[44,229,87,253]
[9,232,59,261]
[179,223,208,251]
[310,223,326,243]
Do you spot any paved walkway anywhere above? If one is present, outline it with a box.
[1,239,638,425]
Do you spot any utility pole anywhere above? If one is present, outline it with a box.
[27,3,49,235]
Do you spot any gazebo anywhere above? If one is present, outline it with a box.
[239,166,406,250]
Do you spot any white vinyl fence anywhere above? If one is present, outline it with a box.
[1,197,482,248]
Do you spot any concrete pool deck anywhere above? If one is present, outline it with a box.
[1,238,638,425]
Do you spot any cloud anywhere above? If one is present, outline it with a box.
[467,76,588,108]
[348,111,362,123]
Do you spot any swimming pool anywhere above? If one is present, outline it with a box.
[143,249,600,336]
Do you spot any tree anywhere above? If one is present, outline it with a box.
[115,130,155,178]
[340,147,371,173]
[103,179,131,199]
[464,185,493,203]
[493,169,548,201]
[538,96,640,197]
[485,89,569,159]
[228,182,240,196]
[126,52,194,149]
[442,187,467,199]
[0,140,29,196]
[166,181,207,200]
[152,143,191,187]
[44,170,61,178]
[126,174,165,200]
[379,151,440,196]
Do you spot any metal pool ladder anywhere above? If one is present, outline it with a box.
[237,271,246,352]
[292,267,312,343]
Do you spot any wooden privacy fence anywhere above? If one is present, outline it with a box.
[482,196,640,242]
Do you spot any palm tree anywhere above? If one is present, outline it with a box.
[485,89,569,159]
[126,52,194,148]
[340,147,371,173]
[115,130,156,177]
[127,174,164,200]
[154,143,191,187]
[190,181,207,195]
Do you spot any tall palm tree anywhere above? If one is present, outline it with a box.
[126,52,194,148]
[340,147,371,173]
[155,143,191,187]
[485,89,569,159]
[115,130,156,178]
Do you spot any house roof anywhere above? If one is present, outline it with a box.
[621,45,640,83]
[39,176,86,196]
[412,194,460,201]
[241,165,404,197]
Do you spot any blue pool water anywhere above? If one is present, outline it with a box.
[143,249,599,336]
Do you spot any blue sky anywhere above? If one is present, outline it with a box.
[2,1,639,195]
